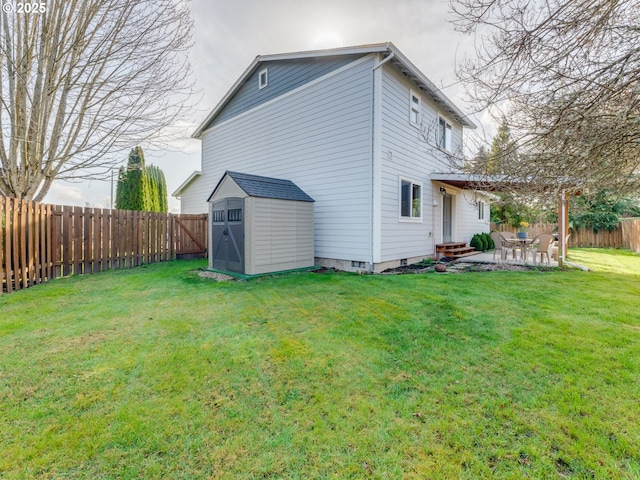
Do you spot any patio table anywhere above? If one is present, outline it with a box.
[508,237,533,262]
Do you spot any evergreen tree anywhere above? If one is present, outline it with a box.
[146,165,168,212]
[114,147,169,212]
[487,121,517,175]
[114,166,127,210]
[467,144,488,174]
[115,146,150,211]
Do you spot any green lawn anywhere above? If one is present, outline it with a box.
[1,249,639,479]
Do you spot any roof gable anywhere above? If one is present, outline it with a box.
[193,42,476,138]
[208,171,314,203]
[206,55,361,129]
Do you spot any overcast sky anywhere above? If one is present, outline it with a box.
[44,0,488,211]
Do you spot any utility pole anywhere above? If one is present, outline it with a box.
[110,168,114,209]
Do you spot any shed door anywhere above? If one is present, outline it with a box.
[211,198,244,273]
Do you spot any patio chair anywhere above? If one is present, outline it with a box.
[490,231,518,260]
[527,233,555,265]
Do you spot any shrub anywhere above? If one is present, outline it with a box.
[482,232,494,250]
[470,234,484,251]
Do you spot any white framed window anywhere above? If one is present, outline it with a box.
[409,90,420,126]
[400,178,422,221]
[437,116,452,151]
[477,200,486,221]
[258,68,268,89]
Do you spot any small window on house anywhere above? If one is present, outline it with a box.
[438,117,452,151]
[400,179,422,220]
[409,90,420,126]
[477,200,485,220]
[259,68,268,89]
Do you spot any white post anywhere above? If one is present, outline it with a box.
[559,191,566,266]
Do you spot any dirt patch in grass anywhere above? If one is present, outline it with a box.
[198,271,235,282]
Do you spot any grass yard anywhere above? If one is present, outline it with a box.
[1,248,639,479]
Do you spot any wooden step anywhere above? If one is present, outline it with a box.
[436,242,478,259]
[442,246,475,254]
[452,251,481,259]
[436,242,466,250]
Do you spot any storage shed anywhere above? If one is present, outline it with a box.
[207,171,315,275]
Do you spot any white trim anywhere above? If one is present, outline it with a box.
[192,42,476,137]
[398,177,423,222]
[257,43,391,62]
[409,89,421,127]
[437,115,452,152]
[442,192,455,242]
[258,68,268,89]
[198,55,376,135]
[172,170,201,197]
[192,57,261,137]
[372,54,383,265]
[477,200,486,221]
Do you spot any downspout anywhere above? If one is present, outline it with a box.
[559,191,566,267]
[373,51,395,71]
[369,52,394,272]
[432,184,437,256]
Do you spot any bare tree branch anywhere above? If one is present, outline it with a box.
[450,0,640,198]
[0,0,195,201]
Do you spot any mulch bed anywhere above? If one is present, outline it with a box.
[382,261,548,274]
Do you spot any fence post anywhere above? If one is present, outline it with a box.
[0,196,5,294]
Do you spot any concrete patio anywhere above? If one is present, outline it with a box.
[460,250,559,267]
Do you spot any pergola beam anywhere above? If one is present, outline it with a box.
[431,173,573,267]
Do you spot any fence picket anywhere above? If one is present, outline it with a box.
[12,199,20,289]
[0,198,207,293]
[52,205,62,278]
[32,201,39,284]
[0,197,5,294]
[492,219,640,251]
[5,198,13,293]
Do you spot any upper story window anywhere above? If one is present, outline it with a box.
[477,200,486,220]
[409,90,420,126]
[438,117,452,151]
[258,68,268,89]
[400,178,422,220]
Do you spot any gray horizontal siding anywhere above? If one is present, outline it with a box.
[208,55,361,128]
[378,65,465,261]
[194,56,375,262]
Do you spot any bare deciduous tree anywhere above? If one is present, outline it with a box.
[0,0,194,200]
[450,0,640,198]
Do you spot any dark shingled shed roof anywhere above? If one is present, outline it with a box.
[208,171,314,202]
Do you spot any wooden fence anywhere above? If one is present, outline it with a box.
[1,197,208,294]
[491,218,640,251]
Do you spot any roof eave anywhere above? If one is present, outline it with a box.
[172,170,202,197]
[193,41,476,137]
[387,46,477,129]
[192,43,394,138]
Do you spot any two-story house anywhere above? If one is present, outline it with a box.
[174,42,491,272]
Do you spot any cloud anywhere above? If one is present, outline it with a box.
[50,0,481,210]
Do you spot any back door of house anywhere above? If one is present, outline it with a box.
[442,194,453,243]
[211,198,244,273]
